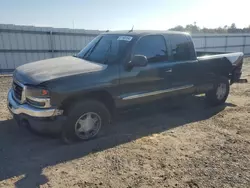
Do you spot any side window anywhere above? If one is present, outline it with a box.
[133,35,168,63]
[170,35,195,61]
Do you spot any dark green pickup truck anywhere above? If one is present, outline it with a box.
[8,31,246,143]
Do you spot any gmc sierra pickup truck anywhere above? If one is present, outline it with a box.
[8,31,246,143]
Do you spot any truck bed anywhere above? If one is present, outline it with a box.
[196,51,244,84]
[197,51,244,66]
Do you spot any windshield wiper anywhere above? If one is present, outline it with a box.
[83,38,102,60]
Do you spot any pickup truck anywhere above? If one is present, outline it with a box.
[8,31,246,143]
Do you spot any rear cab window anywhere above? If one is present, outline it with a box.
[133,35,168,63]
[169,34,196,61]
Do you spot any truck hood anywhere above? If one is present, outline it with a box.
[13,56,107,85]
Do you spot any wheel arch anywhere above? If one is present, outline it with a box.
[60,90,116,116]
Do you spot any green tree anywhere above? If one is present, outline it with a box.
[168,23,250,33]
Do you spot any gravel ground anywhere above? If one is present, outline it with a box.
[0,60,250,188]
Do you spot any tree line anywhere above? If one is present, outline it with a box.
[168,23,250,33]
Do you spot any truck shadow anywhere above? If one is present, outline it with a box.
[0,96,236,188]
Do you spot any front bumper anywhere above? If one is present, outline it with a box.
[12,114,65,134]
[8,89,65,134]
[8,89,63,117]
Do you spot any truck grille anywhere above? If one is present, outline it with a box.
[13,81,23,102]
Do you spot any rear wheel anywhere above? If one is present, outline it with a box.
[61,100,111,144]
[205,76,230,106]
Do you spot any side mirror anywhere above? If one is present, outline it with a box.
[129,55,148,68]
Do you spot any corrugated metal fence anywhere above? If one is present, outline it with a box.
[1,24,250,72]
[192,33,250,55]
[0,24,100,72]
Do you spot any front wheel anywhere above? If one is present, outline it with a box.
[61,100,111,144]
[205,76,230,106]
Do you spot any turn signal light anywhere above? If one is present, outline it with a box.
[41,89,49,96]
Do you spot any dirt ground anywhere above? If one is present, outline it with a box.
[0,60,250,188]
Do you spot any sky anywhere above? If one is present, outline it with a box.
[0,0,249,30]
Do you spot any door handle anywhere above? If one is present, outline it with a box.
[165,69,172,73]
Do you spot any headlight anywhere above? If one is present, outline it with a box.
[25,87,51,108]
[26,87,50,98]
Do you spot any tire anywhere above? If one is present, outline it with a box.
[205,76,230,106]
[61,100,111,144]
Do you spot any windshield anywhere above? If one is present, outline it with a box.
[76,35,133,64]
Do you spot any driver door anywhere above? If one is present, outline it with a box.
[118,35,174,107]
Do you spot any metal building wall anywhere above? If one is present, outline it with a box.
[1,24,250,72]
[0,24,100,72]
[192,34,250,55]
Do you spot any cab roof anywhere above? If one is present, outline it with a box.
[102,30,190,37]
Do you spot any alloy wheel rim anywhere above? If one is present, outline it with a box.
[75,112,101,139]
[216,83,227,100]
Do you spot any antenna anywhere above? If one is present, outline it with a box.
[128,25,134,33]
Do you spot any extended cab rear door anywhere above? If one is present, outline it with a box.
[167,34,198,91]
